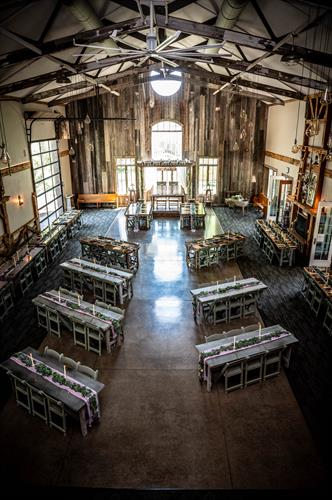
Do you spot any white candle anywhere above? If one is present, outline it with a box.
[234,275,236,284]
[93,304,96,316]
[233,336,236,350]
[29,353,35,369]
[64,365,66,378]
[106,264,109,274]
[258,322,261,339]
[77,294,81,307]
[58,290,61,302]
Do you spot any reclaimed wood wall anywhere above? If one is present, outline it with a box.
[67,79,267,202]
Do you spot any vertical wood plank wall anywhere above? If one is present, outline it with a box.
[67,80,268,202]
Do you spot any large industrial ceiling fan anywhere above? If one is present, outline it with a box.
[72,0,232,69]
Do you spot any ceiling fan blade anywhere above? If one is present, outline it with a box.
[163,43,227,54]
[155,31,181,53]
[151,55,179,68]
[136,54,151,67]
[213,82,231,95]
[164,53,214,64]
[164,52,232,60]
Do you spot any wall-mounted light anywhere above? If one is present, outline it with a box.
[18,195,23,206]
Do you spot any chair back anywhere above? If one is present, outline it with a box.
[61,356,80,370]
[78,364,99,380]
[44,346,63,362]
[205,333,228,343]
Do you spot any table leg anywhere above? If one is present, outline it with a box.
[79,407,88,437]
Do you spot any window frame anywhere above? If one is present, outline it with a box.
[115,157,136,195]
[151,120,183,161]
[30,138,64,231]
[197,157,218,195]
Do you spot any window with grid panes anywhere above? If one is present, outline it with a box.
[31,139,64,231]
[151,121,182,160]
[197,158,218,195]
[115,158,136,195]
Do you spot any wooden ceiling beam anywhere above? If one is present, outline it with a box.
[155,13,332,67]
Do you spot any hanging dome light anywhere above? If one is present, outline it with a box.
[84,113,91,124]
[150,70,182,97]
[69,145,75,156]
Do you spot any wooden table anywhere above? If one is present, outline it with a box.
[80,236,140,272]
[185,232,246,269]
[32,225,68,262]
[190,277,267,324]
[60,258,133,306]
[53,209,83,238]
[32,289,124,352]
[195,325,298,391]
[0,347,104,436]
[125,202,152,230]
[180,202,206,229]
[302,267,332,324]
[254,220,297,266]
[0,246,47,295]
[152,194,185,214]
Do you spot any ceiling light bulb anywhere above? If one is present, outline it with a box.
[291,139,300,153]
[84,113,91,124]
[233,141,239,152]
[69,146,75,156]
[320,87,331,105]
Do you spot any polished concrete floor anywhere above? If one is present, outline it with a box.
[0,209,327,490]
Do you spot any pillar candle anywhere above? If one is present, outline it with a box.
[233,336,236,350]
[234,275,236,284]
[258,322,261,339]
[77,294,81,307]
[58,290,61,302]
[29,353,35,369]
[93,304,96,316]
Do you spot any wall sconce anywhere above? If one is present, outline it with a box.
[18,195,23,206]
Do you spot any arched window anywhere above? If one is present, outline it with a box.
[151,121,182,160]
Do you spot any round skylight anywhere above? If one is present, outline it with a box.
[150,70,182,97]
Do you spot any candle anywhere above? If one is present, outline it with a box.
[64,365,66,378]
[58,290,61,302]
[106,264,109,274]
[29,353,35,369]
[233,336,236,350]
[258,322,261,339]
[93,304,96,316]
[77,294,81,307]
[16,251,19,260]
[233,275,236,284]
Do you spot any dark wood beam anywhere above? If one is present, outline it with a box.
[251,0,276,41]
[3,43,325,98]
[0,16,146,68]
[155,14,332,66]
[38,0,62,43]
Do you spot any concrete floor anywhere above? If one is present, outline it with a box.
[0,209,327,490]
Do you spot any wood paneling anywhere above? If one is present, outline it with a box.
[67,79,268,201]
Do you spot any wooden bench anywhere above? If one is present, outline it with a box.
[253,192,268,217]
[77,193,118,209]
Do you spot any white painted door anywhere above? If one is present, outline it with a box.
[267,176,286,221]
[309,201,332,267]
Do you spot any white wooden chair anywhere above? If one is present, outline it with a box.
[244,353,264,387]
[61,356,80,371]
[27,384,48,423]
[8,371,31,413]
[263,347,283,380]
[44,346,63,362]
[78,364,99,380]
[46,395,66,435]
[222,360,244,393]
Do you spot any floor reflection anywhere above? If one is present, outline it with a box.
[154,296,182,323]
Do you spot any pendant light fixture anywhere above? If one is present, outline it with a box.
[69,145,75,156]
[84,113,91,124]
[233,140,239,152]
